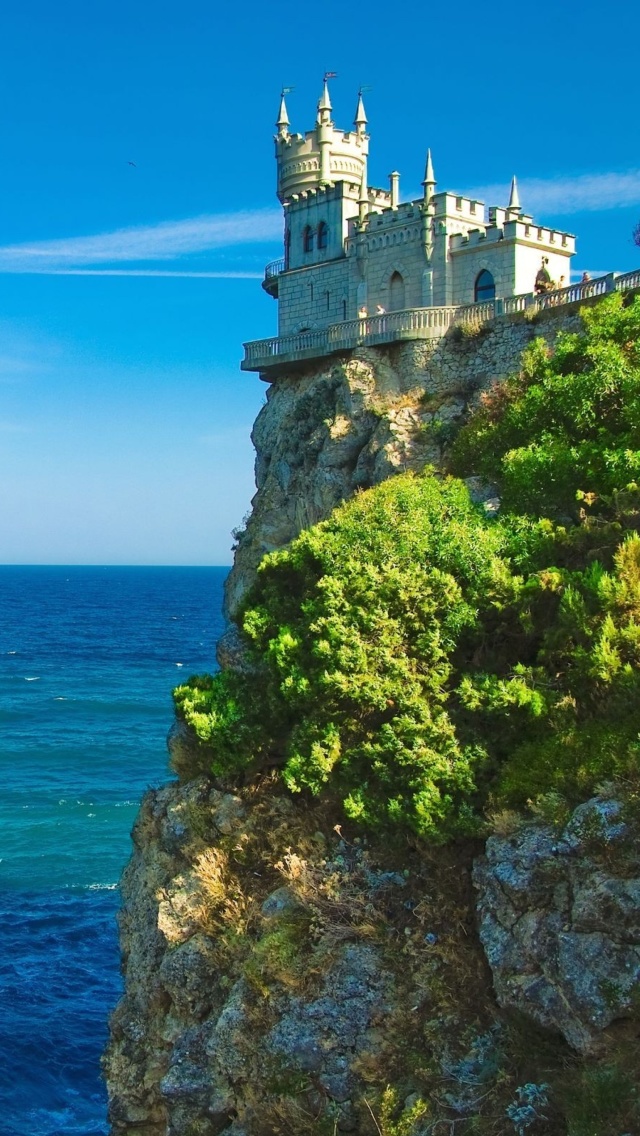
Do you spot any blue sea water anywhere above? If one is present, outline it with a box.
[0,566,227,1136]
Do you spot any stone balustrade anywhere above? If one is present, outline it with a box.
[243,268,640,374]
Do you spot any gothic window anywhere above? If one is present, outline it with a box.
[389,271,405,311]
[474,269,495,302]
[303,225,314,254]
[284,228,291,270]
[342,299,347,321]
[317,222,328,250]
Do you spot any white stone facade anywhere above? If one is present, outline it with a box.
[267,84,575,337]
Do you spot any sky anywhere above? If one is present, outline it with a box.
[0,0,638,565]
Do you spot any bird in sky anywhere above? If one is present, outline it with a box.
[127,161,137,167]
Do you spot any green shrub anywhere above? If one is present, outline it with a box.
[177,473,512,839]
[175,294,640,838]
[450,293,640,525]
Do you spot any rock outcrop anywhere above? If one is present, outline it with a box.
[105,779,494,1136]
[474,797,640,1053]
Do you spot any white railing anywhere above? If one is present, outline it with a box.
[615,268,640,293]
[242,269,640,371]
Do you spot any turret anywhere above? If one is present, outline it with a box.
[421,149,436,260]
[506,175,521,219]
[316,79,333,185]
[276,91,290,140]
[274,81,369,205]
[354,91,367,137]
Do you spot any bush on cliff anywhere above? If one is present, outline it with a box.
[176,474,512,839]
[175,294,640,838]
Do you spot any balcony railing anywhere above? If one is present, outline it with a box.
[243,269,640,374]
[265,258,285,280]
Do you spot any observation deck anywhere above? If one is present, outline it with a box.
[262,258,285,299]
[242,270,640,378]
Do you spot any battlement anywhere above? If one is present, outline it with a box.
[451,219,576,254]
[433,191,485,221]
[369,200,422,224]
[284,181,361,213]
[277,127,367,201]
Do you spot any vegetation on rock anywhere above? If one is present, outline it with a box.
[175,294,640,840]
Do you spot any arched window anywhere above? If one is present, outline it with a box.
[303,225,314,254]
[284,227,291,269]
[317,221,328,250]
[474,269,495,302]
[389,271,405,311]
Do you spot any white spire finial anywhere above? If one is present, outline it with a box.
[276,89,291,135]
[318,73,335,113]
[508,175,521,212]
[354,90,368,131]
[422,148,436,189]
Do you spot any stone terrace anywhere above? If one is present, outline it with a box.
[242,269,640,379]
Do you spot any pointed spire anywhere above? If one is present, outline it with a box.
[318,79,332,114]
[508,175,520,212]
[354,91,367,131]
[422,148,436,190]
[276,88,293,141]
[277,93,290,128]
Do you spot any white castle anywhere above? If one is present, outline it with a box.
[243,80,579,372]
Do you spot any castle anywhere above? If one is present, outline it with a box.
[243,80,579,373]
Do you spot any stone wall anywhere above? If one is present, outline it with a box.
[226,300,583,622]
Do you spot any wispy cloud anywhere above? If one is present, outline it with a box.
[0,209,281,274]
[466,170,640,216]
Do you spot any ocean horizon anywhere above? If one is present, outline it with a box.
[0,566,227,1135]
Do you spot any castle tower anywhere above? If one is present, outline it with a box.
[270,81,372,332]
[274,79,369,205]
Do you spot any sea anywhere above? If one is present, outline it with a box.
[0,566,227,1136]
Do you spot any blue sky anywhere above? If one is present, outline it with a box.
[0,0,638,565]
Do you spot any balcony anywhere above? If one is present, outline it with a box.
[243,269,640,376]
[262,258,285,299]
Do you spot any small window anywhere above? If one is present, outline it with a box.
[389,271,405,311]
[326,291,330,311]
[342,299,347,321]
[309,281,314,302]
[303,225,314,253]
[317,222,328,250]
[456,196,463,211]
[284,228,291,269]
[474,269,495,302]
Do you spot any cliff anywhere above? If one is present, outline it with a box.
[223,305,583,624]
[105,298,640,1136]
[106,778,640,1135]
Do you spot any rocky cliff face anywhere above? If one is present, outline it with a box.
[106,304,639,1135]
[474,797,640,1055]
[105,778,494,1136]
[105,777,640,1135]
